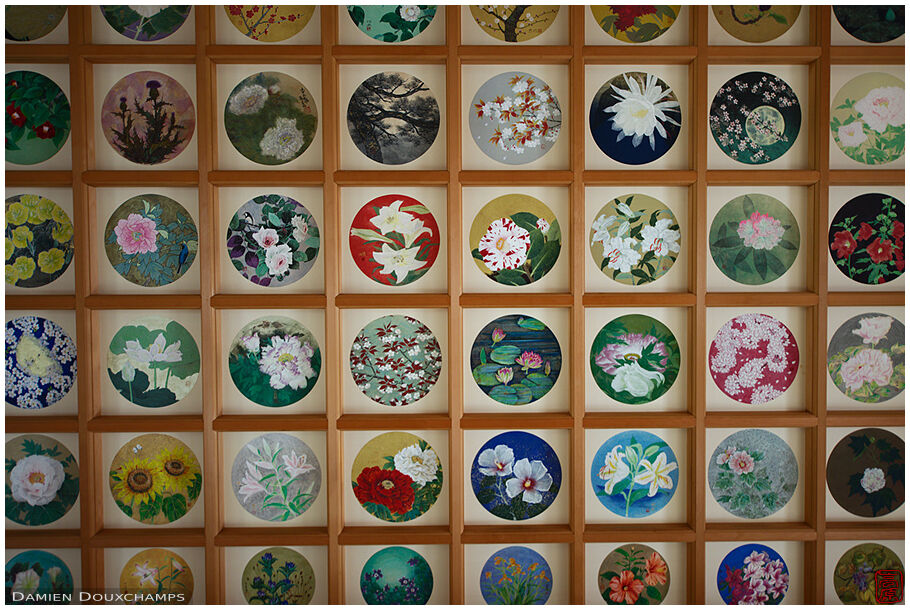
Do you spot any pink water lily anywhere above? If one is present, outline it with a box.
[495,367,513,385]
[114,213,158,255]
[491,328,506,343]
[515,350,543,372]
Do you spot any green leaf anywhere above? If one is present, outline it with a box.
[753,249,768,279]
[517,317,546,331]
[472,363,504,386]
[161,494,187,522]
[490,344,521,365]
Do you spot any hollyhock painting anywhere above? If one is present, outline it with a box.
[360,546,433,605]
[479,546,552,605]
[828,193,905,285]
[831,72,905,165]
[5,550,73,605]
[598,544,670,605]
[834,543,904,604]
[5,315,77,410]
[347,5,436,42]
[470,6,559,42]
[5,6,66,41]
[590,6,679,43]
[5,434,79,527]
[242,547,315,604]
[100,6,190,41]
[827,427,904,518]
[5,194,74,288]
[828,313,904,403]
[120,548,193,604]
[712,6,801,43]
[834,6,904,43]
[5,70,71,165]
[224,6,315,41]
[717,544,789,605]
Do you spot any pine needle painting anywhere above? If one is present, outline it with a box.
[5,194,74,288]
[5,70,71,165]
[347,5,436,43]
[479,546,552,605]
[834,543,904,604]
[5,315,76,411]
[826,427,904,518]
[712,6,801,43]
[827,313,905,404]
[598,544,670,605]
[100,5,191,41]
[590,6,679,43]
[360,546,433,605]
[831,72,905,165]
[120,548,193,604]
[828,193,905,285]
[834,6,905,43]
[225,6,315,42]
[5,434,79,527]
[242,547,315,605]
[717,544,789,605]
[5,6,66,41]
[5,551,73,605]
[470,6,559,42]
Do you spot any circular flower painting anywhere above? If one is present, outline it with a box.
[226,194,320,288]
[470,6,559,42]
[469,194,561,286]
[5,6,66,41]
[480,546,552,605]
[712,6,800,43]
[590,72,682,165]
[709,313,799,405]
[469,72,561,165]
[709,194,800,285]
[591,430,679,518]
[5,194,74,288]
[104,194,198,287]
[470,314,561,406]
[100,5,191,40]
[361,546,433,604]
[5,434,79,527]
[827,427,904,518]
[590,194,680,285]
[347,71,440,165]
[225,71,318,165]
[120,548,193,604]
[834,6,904,43]
[717,544,789,604]
[350,315,442,407]
[5,70,71,166]
[242,547,315,605]
[347,5,436,42]
[828,313,905,403]
[830,72,905,165]
[708,428,798,519]
[109,433,202,525]
[5,550,73,605]
[229,316,321,407]
[590,314,680,405]
[352,432,442,522]
[710,71,801,165]
[224,6,315,41]
[349,194,440,286]
[101,70,195,165]
[5,315,76,410]
[829,193,905,285]
[590,6,679,43]
[107,316,200,408]
[834,543,904,604]
[598,544,670,605]
[471,430,561,521]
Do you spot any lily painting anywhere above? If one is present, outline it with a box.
[119,548,193,604]
[479,546,552,605]
[591,431,678,518]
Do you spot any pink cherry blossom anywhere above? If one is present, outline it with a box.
[114,213,158,255]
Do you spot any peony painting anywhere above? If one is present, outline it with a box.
[479,546,552,605]
[590,6,679,43]
[717,544,789,605]
[360,546,433,604]
[347,5,436,42]
[224,6,315,41]
[100,5,191,41]
[5,70,71,166]
[834,543,904,604]
[5,6,66,41]
[5,434,79,527]
[120,548,193,604]
[828,193,904,285]
[5,550,73,605]
[712,6,801,43]
[5,315,77,411]
[470,6,559,42]
[242,547,315,605]
[827,313,904,403]
[834,6,904,44]
[598,544,670,605]
[831,72,905,165]
[5,194,74,288]
[826,427,904,518]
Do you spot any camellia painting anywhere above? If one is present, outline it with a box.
[479,546,552,605]
[827,313,905,404]
[5,70,70,166]
[717,544,789,605]
[347,5,436,43]
[360,546,433,605]
[5,434,79,527]
[598,544,670,605]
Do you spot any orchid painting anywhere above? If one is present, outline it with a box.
[828,193,904,285]
[598,544,670,605]
[717,544,789,605]
[119,548,193,603]
[827,313,905,404]
[5,434,79,527]
[591,431,678,518]
[831,72,905,165]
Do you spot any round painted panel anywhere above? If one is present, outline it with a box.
[5,315,76,410]
[120,548,193,604]
[827,428,904,518]
[242,547,315,604]
[471,431,561,521]
[349,194,440,286]
[352,432,442,522]
[347,5,436,42]
[100,5,191,41]
[5,434,78,527]
[225,71,318,165]
[590,314,680,405]
[5,194,74,288]
[5,550,73,605]
[347,71,440,165]
[710,71,800,165]
[828,313,905,403]
[5,71,70,166]
[229,316,321,407]
[224,6,315,41]
[709,194,800,285]
[226,194,320,288]
[107,316,200,408]
[6,6,66,41]
[470,6,559,42]
[349,315,442,407]
[834,6,904,44]
[712,6,800,43]
[469,71,561,165]
[480,546,552,605]
[590,6,680,43]
[590,430,679,519]
[104,194,197,287]
[598,544,670,605]
[708,429,798,519]
[361,546,433,604]
[830,72,905,165]
[709,313,799,405]
[829,193,905,285]
[109,433,202,525]
[717,544,789,605]
[590,194,680,285]
[834,543,904,604]
[470,314,561,406]
[590,72,682,165]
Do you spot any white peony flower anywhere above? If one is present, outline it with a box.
[640,217,680,257]
[240,333,260,354]
[477,444,514,477]
[837,121,868,148]
[128,5,167,18]
[505,458,553,504]
[605,73,681,150]
[394,443,439,487]
[372,244,425,284]
[399,5,421,21]
[259,335,315,390]
[264,244,292,277]
[860,467,887,493]
[259,117,305,161]
[478,217,531,272]
[611,361,665,398]
[228,84,268,116]
[9,454,65,506]
[855,86,905,133]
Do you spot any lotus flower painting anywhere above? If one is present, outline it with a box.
[5,550,73,605]
[826,427,904,518]
[598,544,670,605]
[119,548,194,604]
[590,6,680,43]
[828,193,905,285]
[834,543,904,604]
[827,313,904,404]
[347,5,437,42]
[224,6,315,42]
[479,546,552,605]
[5,315,77,410]
[5,70,71,165]
[242,547,315,605]
[100,5,191,41]
[717,544,789,605]
[831,72,905,165]
[360,546,433,605]
[5,434,79,527]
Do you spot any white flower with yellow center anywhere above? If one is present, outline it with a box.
[605,73,681,150]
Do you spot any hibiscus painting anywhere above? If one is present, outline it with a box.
[598,544,670,605]
[360,546,433,605]
[590,6,679,43]
[828,193,904,285]
[242,547,315,605]
[119,548,193,604]
[5,550,73,605]
[717,544,789,605]
[831,72,905,165]
[5,315,77,410]
[100,5,191,41]
[826,427,904,518]
[834,543,904,604]
[827,313,905,403]
[224,6,315,42]
[5,434,79,527]
[5,70,71,165]
[479,546,552,605]
[347,5,436,42]
[6,194,74,288]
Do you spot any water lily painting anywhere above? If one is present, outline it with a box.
[469,72,561,165]
[470,314,561,406]
[100,5,191,41]
[348,194,440,287]
[120,548,193,604]
[590,72,681,165]
[5,6,66,41]
[828,313,905,403]
[5,434,79,527]
[471,430,561,521]
[598,544,670,605]
[5,315,76,410]
[709,194,800,285]
[360,546,433,605]
[712,6,801,43]
[5,194,74,288]
[479,546,552,605]
[347,5,436,42]
[224,71,318,165]
[590,6,679,43]
[590,314,680,405]
[708,429,798,519]
[228,316,321,407]
[5,550,73,605]
[717,544,789,605]
[834,543,904,604]
[231,433,321,522]
[242,547,315,605]
[5,70,70,166]
[226,194,320,288]
[470,6,559,42]
[351,432,442,522]
[827,427,904,518]
[108,433,202,525]
[710,71,801,165]
[834,6,904,43]
[831,72,905,165]
[590,430,678,519]
[224,6,315,41]
[828,193,905,285]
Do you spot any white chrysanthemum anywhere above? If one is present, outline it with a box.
[228,84,268,115]
[605,73,681,150]
[393,443,439,487]
[259,117,304,161]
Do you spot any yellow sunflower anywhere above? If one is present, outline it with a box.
[155,445,200,494]
[111,457,165,507]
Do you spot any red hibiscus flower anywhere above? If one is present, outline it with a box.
[867,238,894,264]
[893,221,904,240]
[608,570,645,604]
[611,5,657,31]
[354,466,415,515]
[857,222,875,241]
[32,121,55,139]
[6,103,26,127]
[830,230,857,259]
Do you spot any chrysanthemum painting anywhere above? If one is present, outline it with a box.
[119,548,193,604]
[831,73,904,165]
[598,544,670,605]
[827,313,905,404]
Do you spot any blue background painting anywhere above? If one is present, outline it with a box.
[480,545,552,605]
[360,546,433,605]
[716,543,788,605]
[5,550,74,604]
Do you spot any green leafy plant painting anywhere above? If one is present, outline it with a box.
[100,5,191,41]
[347,5,436,43]
[5,70,70,165]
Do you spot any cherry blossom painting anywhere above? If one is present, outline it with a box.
[5,550,73,605]
[598,544,670,605]
[5,434,79,527]
[470,6,559,42]
[834,6,904,43]
[100,6,191,41]
[5,6,66,41]
[360,546,433,604]
[827,313,904,403]
[712,6,800,43]
[5,315,77,411]
[224,6,315,41]
[242,547,315,604]
[5,70,70,165]
[479,546,552,605]
[119,548,193,604]
[347,5,436,42]
[828,193,904,285]
[590,6,679,43]
[827,427,904,518]
[717,544,789,604]
[831,73,905,165]
[6,194,75,288]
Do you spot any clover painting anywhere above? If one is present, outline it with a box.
[827,427,904,518]
[242,547,315,605]
[717,544,789,605]
[590,6,679,43]
[598,544,670,605]
[347,5,436,43]
[5,434,79,527]
[5,315,77,411]
[225,6,315,42]
[827,313,904,404]
[470,6,559,42]
[828,193,904,285]
[5,70,70,166]
[834,543,903,604]
[5,194,74,288]
[120,548,193,604]
[5,550,73,605]
[479,546,552,605]
[831,72,905,165]
[360,546,433,605]
[100,5,191,41]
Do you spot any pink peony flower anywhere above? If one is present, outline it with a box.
[737,212,785,250]
[515,351,543,372]
[594,333,669,375]
[854,86,905,133]
[716,445,737,465]
[839,348,893,392]
[728,450,754,475]
[114,213,158,255]
[852,315,894,346]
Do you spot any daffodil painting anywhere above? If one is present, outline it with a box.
[348,194,440,287]
[834,6,904,43]
[591,430,678,519]
[831,72,905,165]
[224,6,315,42]
[712,6,801,43]
[834,543,904,604]
[109,433,202,525]
[5,194,74,288]
[347,5,436,42]
[827,314,905,404]
[5,315,77,410]
[99,5,191,41]
[826,427,904,518]
[5,70,71,165]
[599,544,670,605]
[107,317,200,408]
[590,6,679,43]
[717,544,789,605]
[5,550,73,605]
[361,546,433,604]
[479,546,552,605]
[5,6,66,41]
[828,193,905,285]
[119,548,193,604]
[243,547,315,605]
[5,434,79,527]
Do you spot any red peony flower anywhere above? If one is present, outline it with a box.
[611,5,657,31]
[857,222,875,241]
[867,238,894,264]
[354,466,415,515]
[33,121,55,139]
[6,103,26,127]
[893,221,904,241]
[830,230,857,259]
